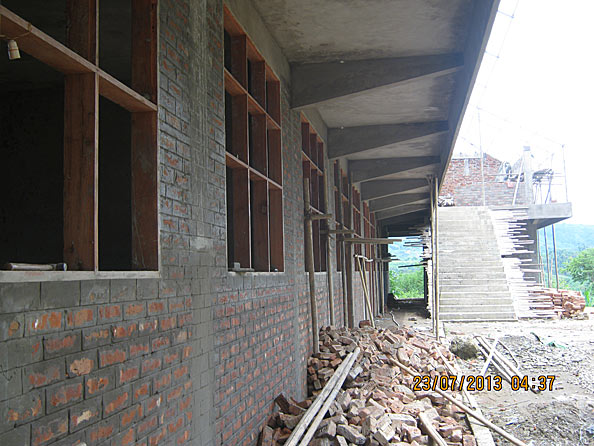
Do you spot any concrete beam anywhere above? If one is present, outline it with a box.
[361,179,428,201]
[292,53,464,108]
[328,121,449,159]
[375,204,430,221]
[380,210,429,227]
[350,156,440,183]
[384,224,424,237]
[369,193,429,212]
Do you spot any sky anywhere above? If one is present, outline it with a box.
[453,0,594,224]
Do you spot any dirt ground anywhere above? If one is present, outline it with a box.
[378,306,594,446]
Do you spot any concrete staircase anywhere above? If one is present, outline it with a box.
[437,207,517,321]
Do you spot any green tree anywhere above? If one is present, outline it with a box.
[564,248,594,288]
[389,269,424,299]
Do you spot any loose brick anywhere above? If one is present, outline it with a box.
[69,397,101,432]
[118,359,141,385]
[85,367,115,397]
[31,409,68,446]
[132,379,151,402]
[25,311,62,335]
[103,385,131,417]
[85,416,119,446]
[147,300,167,316]
[120,403,143,428]
[46,378,83,412]
[40,282,80,309]
[111,321,138,342]
[151,334,170,352]
[65,308,96,329]
[7,337,44,367]
[0,368,22,401]
[83,326,111,349]
[98,304,122,323]
[2,390,44,428]
[23,358,64,391]
[99,346,127,368]
[0,283,40,313]
[44,332,81,359]
[0,313,24,341]
[0,424,30,446]
[123,302,146,320]
[81,280,109,305]
[66,351,97,377]
[129,337,150,358]
[110,280,136,302]
[136,414,158,437]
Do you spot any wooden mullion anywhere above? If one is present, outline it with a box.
[269,187,284,272]
[233,168,251,268]
[66,0,98,63]
[64,73,99,271]
[251,180,269,271]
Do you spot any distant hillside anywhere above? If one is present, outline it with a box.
[547,223,594,253]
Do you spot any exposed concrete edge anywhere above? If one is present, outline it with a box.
[302,108,328,143]
[225,0,291,86]
[439,0,501,191]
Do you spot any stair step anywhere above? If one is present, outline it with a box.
[439,312,517,322]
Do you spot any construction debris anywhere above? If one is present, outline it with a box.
[259,325,528,446]
[449,337,479,360]
[529,288,587,319]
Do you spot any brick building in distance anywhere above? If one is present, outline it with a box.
[0,2,498,446]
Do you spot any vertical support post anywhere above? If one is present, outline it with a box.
[304,179,319,354]
[131,0,159,270]
[552,224,559,290]
[323,168,335,325]
[543,227,551,288]
[477,110,486,206]
[345,175,354,328]
[64,0,98,271]
[336,169,348,326]
[433,177,440,339]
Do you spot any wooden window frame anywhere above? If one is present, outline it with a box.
[301,117,327,272]
[224,7,283,273]
[0,2,159,280]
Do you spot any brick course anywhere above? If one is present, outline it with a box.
[0,2,376,446]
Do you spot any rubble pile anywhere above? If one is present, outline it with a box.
[260,325,478,446]
[531,288,587,318]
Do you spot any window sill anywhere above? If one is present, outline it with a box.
[0,271,161,283]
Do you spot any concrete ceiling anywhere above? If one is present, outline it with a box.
[250,0,498,233]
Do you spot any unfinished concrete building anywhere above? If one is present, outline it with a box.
[0,1,497,445]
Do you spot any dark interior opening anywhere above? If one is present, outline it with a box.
[99,97,132,270]
[225,91,233,153]
[0,53,65,265]
[3,0,67,46]
[100,0,132,87]
[224,30,232,73]
[226,167,235,267]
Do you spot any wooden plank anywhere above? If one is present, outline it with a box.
[66,0,98,63]
[99,72,157,112]
[132,0,158,103]
[0,6,94,74]
[269,188,284,272]
[64,73,98,271]
[251,181,269,271]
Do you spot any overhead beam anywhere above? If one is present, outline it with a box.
[328,121,448,159]
[380,210,429,228]
[384,224,425,237]
[375,204,430,221]
[369,193,429,212]
[350,156,440,183]
[361,179,428,201]
[292,53,464,108]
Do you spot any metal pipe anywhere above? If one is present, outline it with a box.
[552,224,559,290]
[433,177,440,339]
[304,178,319,354]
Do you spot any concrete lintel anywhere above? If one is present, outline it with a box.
[375,204,430,221]
[350,156,440,183]
[328,121,449,159]
[291,53,464,109]
[369,193,429,212]
[361,179,429,201]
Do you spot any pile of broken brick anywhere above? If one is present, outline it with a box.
[259,324,477,446]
